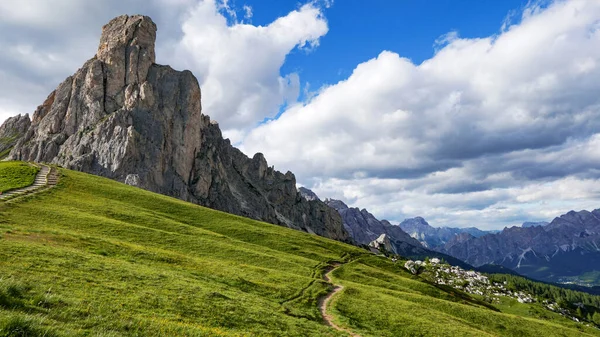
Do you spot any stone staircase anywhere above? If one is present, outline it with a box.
[0,163,59,201]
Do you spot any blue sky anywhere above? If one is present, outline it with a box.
[2,0,600,230]
[253,0,530,96]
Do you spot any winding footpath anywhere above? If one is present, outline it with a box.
[0,164,58,202]
[319,263,362,337]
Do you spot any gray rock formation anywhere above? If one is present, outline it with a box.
[441,209,600,285]
[7,15,349,242]
[399,216,493,248]
[0,114,31,159]
[369,234,395,253]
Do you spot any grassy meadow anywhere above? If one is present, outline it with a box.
[0,165,598,336]
[0,161,39,193]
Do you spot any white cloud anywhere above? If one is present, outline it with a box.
[243,5,253,20]
[241,0,600,228]
[0,0,84,27]
[167,1,328,142]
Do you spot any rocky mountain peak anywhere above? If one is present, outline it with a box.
[98,15,156,64]
[399,216,432,229]
[5,15,349,243]
[97,15,158,114]
[369,234,395,253]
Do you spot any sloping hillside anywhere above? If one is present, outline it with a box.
[0,163,598,336]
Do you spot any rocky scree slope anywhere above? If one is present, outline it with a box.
[5,15,348,242]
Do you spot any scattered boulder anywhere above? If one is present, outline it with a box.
[369,234,397,255]
[125,174,141,186]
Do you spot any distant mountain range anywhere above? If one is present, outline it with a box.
[398,217,496,248]
[440,209,600,286]
[317,196,421,247]
[298,189,473,268]
[302,187,600,287]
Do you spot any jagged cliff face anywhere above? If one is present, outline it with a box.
[0,114,31,158]
[7,15,348,242]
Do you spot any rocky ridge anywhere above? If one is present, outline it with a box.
[5,15,348,242]
[324,198,420,247]
[299,187,320,201]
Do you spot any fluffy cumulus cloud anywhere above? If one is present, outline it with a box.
[0,0,328,144]
[168,0,328,142]
[241,0,600,229]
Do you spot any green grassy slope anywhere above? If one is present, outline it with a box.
[330,257,598,336]
[0,161,39,193]
[0,166,598,336]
